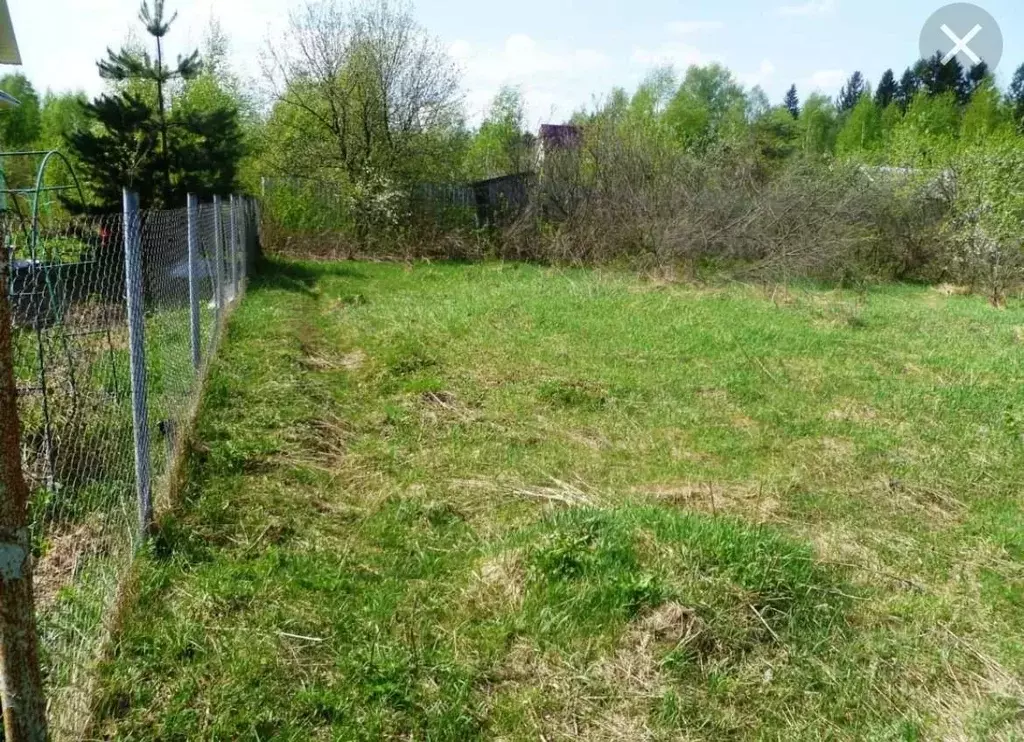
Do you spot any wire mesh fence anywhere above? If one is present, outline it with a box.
[2,192,259,740]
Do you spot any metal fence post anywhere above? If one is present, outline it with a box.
[242,198,250,283]
[238,198,245,285]
[123,190,152,537]
[244,197,253,281]
[187,194,201,371]
[0,216,47,742]
[212,195,224,319]
[229,195,239,300]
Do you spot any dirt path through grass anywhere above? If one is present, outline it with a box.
[95,259,1024,740]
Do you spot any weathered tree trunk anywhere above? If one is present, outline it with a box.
[0,223,48,742]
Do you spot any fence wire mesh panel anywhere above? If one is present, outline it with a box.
[7,208,136,738]
[142,208,209,497]
[197,201,223,361]
[3,195,257,740]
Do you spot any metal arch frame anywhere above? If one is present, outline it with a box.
[1,149,97,496]
[0,149,88,261]
[30,149,87,259]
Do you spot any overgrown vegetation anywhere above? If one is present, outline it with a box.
[94,258,1024,739]
[9,0,1024,297]
[250,4,1024,301]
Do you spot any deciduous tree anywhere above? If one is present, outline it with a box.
[465,86,533,179]
[663,63,746,151]
[835,95,882,158]
[960,76,1007,144]
[0,74,43,190]
[262,0,463,187]
[0,74,40,149]
[798,93,838,156]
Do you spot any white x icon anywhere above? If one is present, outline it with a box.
[941,23,983,65]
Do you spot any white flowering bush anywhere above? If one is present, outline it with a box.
[346,168,411,247]
[946,133,1024,304]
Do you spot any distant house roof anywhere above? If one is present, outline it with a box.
[539,124,582,149]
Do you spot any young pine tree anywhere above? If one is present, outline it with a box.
[66,95,161,209]
[67,0,242,210]
[783,84,800,119]
[98,0,200,196]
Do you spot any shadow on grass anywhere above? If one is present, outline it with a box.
[249,257,367,297]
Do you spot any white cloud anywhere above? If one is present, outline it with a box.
[450,34,610,126]
[450,34,609,82]
[740,59,777,87]
[630,20,728,78]
[668,21,725,35]
[777,0,836,17]
[804,69,846,92]
[631,41,712,70]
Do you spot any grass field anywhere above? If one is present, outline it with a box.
[93,258,1024,740]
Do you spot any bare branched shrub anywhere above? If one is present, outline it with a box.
[502,125,955,284]
[862,172,953,282]
[734,165,952,284]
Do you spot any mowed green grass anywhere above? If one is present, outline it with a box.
[94,259,1024,740]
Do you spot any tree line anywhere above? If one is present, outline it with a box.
[5,0,1024,226]
[255,1,1024,228]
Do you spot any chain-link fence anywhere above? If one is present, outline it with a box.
[2,192,259,740]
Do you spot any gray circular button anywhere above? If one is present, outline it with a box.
[920,3,1002,72]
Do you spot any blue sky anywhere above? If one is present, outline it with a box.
[8,0,1024,127]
